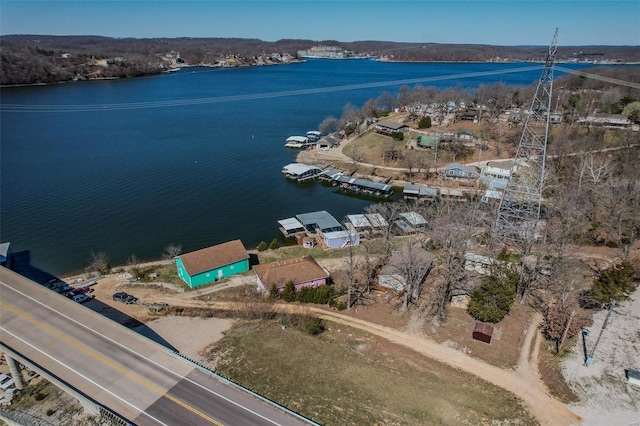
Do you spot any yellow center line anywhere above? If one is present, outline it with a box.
[0,300,223,426]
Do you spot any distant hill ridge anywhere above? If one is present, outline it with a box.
[2,35,638,86]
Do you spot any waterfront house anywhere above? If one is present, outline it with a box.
[375,120,408,136]
[176,240,249,288]
[282,163,321,181]
[254,255,330,293]
[317,132,343,151]
[444,163,480,182]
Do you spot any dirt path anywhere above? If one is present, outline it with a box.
[149,297,580,425]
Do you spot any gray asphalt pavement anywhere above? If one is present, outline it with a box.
[0,267,311,426]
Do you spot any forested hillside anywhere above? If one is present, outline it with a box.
[1,35,638,86]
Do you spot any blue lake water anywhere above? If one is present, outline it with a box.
[0,60,617,276]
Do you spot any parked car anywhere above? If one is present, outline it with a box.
[112,292,138,304]
[72,293,93,303]
[0,373,15,391]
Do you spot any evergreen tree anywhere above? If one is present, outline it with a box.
[586,261,637,307]
[468,268,517,323]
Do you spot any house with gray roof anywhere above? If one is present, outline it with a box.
[444,163,480,182]
[375,120,408,136]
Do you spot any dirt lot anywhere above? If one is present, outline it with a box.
[5,240,638,425]
[560,285,640,425]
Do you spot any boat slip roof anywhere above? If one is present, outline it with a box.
[296,211,342,231]
[286,136,308,143]
[282,163,320,175]
[347,214,372,228]
[334,175,392,192]
[365,213,388,228]
[400,212,428,226]
[319,169,342,179]
[403,184,438,197]
[323,230,357,239]
[278,217,305,231]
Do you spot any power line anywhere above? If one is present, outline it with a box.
[1,65,543,113]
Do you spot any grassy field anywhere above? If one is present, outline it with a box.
[203,320,537,425]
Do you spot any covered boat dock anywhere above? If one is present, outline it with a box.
[334,175,394,197]
[282,163,321,181]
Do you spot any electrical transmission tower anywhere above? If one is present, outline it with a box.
[492,29,558,255]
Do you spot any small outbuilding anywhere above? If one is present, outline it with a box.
[176,239,249,288]
[322,230,360,249]
[254,255,330,293]
[472,322,494,344]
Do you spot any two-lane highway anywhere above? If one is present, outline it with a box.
[0,267,311,425]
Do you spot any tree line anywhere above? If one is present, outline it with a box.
[2,34,639,86]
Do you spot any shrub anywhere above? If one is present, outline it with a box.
[269,239,280,250]
[334,300,347,311]
[391,131,404,141]
[303,317,325,335]
[256,241,268,252]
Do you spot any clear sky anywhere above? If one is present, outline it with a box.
[1,0,638,46]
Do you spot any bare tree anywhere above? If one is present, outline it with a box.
[427,200,491,320]
[388,243,434,311]
[86,251,111,276]
[343,229,359,310]
[365,202,404,255]
[318,116,339,135]
[346,144,365,169]
[599,178,640,259]
[163,243,182,260]
[576,151,614,193]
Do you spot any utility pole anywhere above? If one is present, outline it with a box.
[558,310,575,354]
[585,300,615,365]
